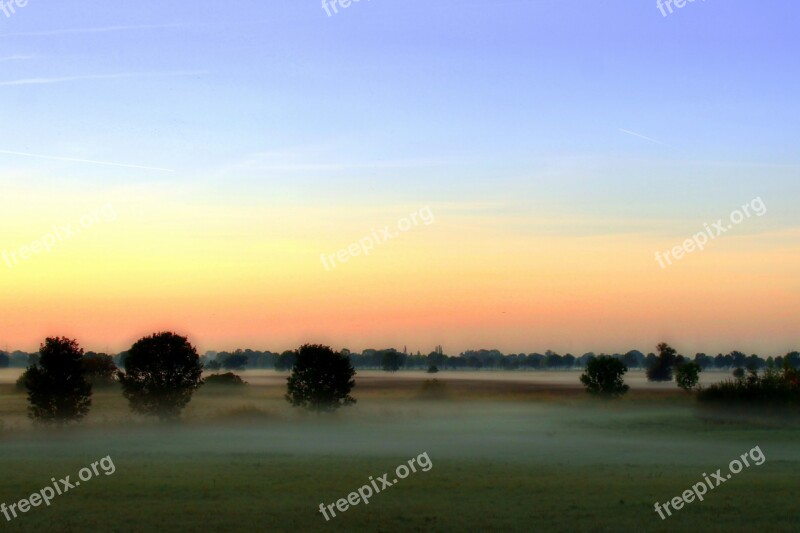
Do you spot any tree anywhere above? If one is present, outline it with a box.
[382,350,403,372]
[580,356,629,398]
[0,352,8,368]
[221,353,248,370]
[25,337,92,424]
[118,332,204,421]
[205,359,222,371]
[275,350,296,371]
[285,344,356,412]
[647,343,678,382]
[83,352,118,387]
[676,361,702,391]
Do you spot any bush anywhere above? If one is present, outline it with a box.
[204,372,247,387]
[427,365,439,374]
[285,344,356,412]
[697,365,800,411]
[676,362,702,391]
[580,356,629,398]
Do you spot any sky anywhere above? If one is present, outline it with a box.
[0,0,798,356]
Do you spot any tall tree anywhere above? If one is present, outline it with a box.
[118,332,203,421]
[25,337,92,424]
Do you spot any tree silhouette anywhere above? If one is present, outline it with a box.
[580,356,629,398]
[25,337,92,424]
[647,343,678,382]
[285,344,356,412]
[275,350,296,371]
[676,361,702,391]
[83,352,118,387]
[221,353,248,370]
[382,350,403,372]
[118,332,203,421]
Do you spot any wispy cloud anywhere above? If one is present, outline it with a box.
[0,54,36,62]
[0,23,190,38]
[618,128,671,147]
[0,150,175,172]
[0,70,207,86]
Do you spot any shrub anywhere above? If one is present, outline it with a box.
[697,365,800,410]
[204,372,247,387]
[427,365,439,374]
[580,356,630,398]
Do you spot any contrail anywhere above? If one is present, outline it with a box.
[0,70,207,86]
[0,54,36,62]
[0,150,174,172]
[618,128,671,147]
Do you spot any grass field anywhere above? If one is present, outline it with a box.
[0,369,797,532]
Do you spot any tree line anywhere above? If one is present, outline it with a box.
[13,333,358,425]
[4,343,798,374]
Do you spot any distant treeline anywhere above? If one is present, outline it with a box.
[2,347,797,372]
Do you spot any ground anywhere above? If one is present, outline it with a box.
[0,369,797,532]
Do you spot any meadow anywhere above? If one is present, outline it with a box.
[0,369,797,532]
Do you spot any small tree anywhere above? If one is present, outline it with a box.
[286,344,355,412]
[580,356,630,398]
[676,361,702,391]
[83,353,118,387]
[118,332,204,421]
[25,337,92,424]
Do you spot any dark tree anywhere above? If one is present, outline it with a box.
[204,372,247,386]
[0,352,9,368]
[580,356,630,398]
[204,359,222,371]
[221,353,248,370]
[83,353,118,387]
[25,337,92,424]
[382,350,404,372]
[285,344,356,412]
[275,350,296,371]
[676,361,702,391]
[118,332,204,420]
[647,343,678,382]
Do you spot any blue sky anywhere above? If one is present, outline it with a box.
[0,1,798,353]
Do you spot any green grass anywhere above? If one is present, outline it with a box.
[0,371,798,532]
